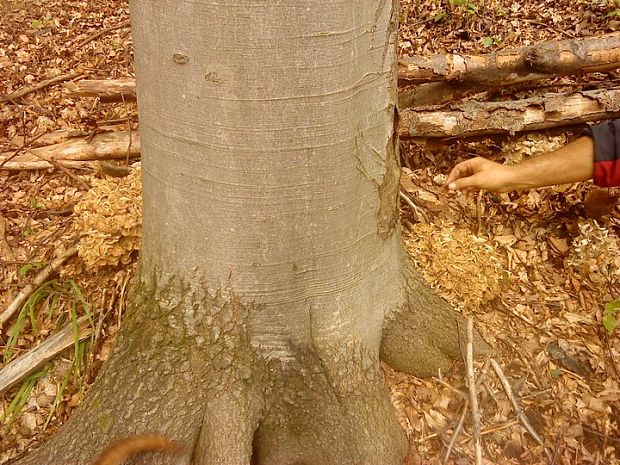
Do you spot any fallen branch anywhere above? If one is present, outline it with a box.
[76,18,131,48]
[399,87,620,139]
[65,77,136,102]
[0,71,84,103]
[0,131,140,171]
[399,32,620,84]
[0,246,78,328]
[0,316,92,395]
[490,358,553,461]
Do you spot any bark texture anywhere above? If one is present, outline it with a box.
[398,32,620,84]
[16,2,476,464]
[399,87,620,138]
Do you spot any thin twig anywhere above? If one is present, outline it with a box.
[466,317,483,465]
[434,377,468,400]
[476,190,483,235]
[0,71,84,103]
[550,425,566,465]
[25,149,91,190]
[0,246,79,329]
[490,358,553,461]
[76,18,131,48]
[399,190,430,223]
[417,419,520,444]
[603,329,620,382]
[443,400,468,464]
[0,128,48,170]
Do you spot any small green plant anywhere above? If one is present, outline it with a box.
[433,9,449,22]
[18,262,43,277]
[606,0,620,16]
[603,299,620,334]
[481,36,495,48]
[28,197,45,210]
[2,279,95,430]
[1,368,49,428]
[448,0,478,13]
[30,18,54,30]
[3,280,94,362]
[21,228,37,238]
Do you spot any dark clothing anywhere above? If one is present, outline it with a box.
[584,120,620,187]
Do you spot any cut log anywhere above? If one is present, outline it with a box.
[0,131,140,171]
[399,88,620,139]
[399,32,620,84]
[64,78,137,102]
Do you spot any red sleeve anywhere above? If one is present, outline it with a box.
[585,120,620,187]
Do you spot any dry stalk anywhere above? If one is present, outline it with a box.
[443,400,468,464]
[490,358,553,461]
[466,317,483,465]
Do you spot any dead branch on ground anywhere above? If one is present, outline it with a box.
[399,88,620,139]
[0,131,140,171]
[76,18,131,48]
[399,32,620,84]
[0,71,85,104]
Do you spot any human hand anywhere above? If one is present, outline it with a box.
[445,157,516,193]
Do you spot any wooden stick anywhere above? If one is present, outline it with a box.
[64,77,137,102]
[76,18,131,48]
[0,71,84,103]
[490,358,553,460]
[0,246,79,328]
[466,317,483,465]
[0,316,92,395]
[443,400,468,464]
[0,131,141,171]
[399,190,429,223]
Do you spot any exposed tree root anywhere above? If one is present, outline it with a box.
[380,260,491,378]
[15,275,408,465]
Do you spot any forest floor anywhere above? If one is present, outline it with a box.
[0,0,619,464]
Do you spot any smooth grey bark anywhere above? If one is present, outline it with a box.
[15,2,481,464]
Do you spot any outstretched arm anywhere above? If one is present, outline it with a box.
[446,136,595,193]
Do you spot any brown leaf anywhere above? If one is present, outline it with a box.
[583,189,618,220]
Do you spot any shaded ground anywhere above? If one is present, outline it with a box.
[0,1,619,464]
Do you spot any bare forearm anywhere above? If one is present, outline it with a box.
[507,136,594,190]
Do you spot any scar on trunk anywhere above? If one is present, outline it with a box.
[93,435,179,465]
[377,107,400,238]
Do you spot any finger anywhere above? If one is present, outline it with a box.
[445,158,485,185]
[448,173,484,191]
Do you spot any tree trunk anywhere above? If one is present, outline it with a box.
[16,2,478,464]
[399,87,620,139]
[398,32,620,84]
